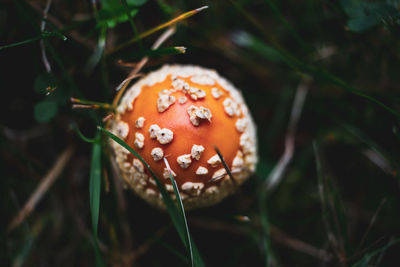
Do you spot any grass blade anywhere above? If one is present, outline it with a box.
[214,146,237,186]
[108,5,208,55]
[263,0,308,51]
[259,191,271,267]
[117,46,186,61]
[233,31,400,119]
[163,157,193,266]
[352,238,400,267]
[89,133,104,266]
[0,31,60,51]
[120,0,144,51]
[98,126,205,266]
[85,26,107,73]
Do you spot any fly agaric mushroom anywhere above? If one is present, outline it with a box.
[109,65,257,210]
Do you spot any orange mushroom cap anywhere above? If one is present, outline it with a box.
[109,65,257,209]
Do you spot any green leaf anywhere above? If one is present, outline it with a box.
[34,101,58,123]
[34,73,70,106]
[102,0,147,9]
[341,0,400,32]
[99,0,147,28]
[347,16,380,32]
[127,0,147,6]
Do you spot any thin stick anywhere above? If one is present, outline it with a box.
[264,77,311,192]
[8,146,74,232]
[111,27,176,108]
[189,217,333,262]
[269,225,333,262]
[128,226,169,264]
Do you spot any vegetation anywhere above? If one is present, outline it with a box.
[1,0,400,266]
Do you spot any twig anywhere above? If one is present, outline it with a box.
[128,226,169,264]
[8,146,75,232]
[264,77,311,192]
[111,26,176,108]
[40,0,52,72]
[270,225,333,262]
[189,217,333,262]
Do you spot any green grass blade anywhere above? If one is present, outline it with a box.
[0,31,59,51]
[234,31,400,119]
[85,26,107,73]
[89,133,104,266]
[70,124,98,143]
[98,126,205,266]
[120,0,144,51]
[263,0,308,51]
[352,238,400,267]
[259,189,271,267]
[157,238,190,264]
[90,138,101,234]
[97,127,183,232]
[164,158,193,266]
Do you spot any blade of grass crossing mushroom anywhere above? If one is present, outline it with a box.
[163,157,194,267]
[89,133,104,266]
[98,127,205,266]
[214,146,237,186]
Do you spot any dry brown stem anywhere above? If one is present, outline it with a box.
[8,146,75,232]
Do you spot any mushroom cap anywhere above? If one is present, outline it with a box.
[109,65,257,210]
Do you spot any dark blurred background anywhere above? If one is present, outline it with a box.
[1,0,400,266]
